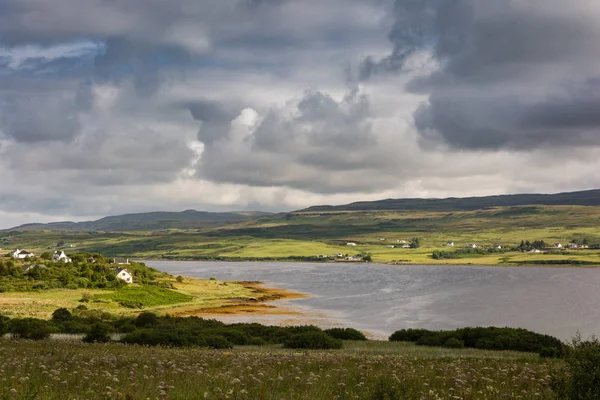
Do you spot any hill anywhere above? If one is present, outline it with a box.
[8,210,273,232]
[301,189,600,212]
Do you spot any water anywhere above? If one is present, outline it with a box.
[145,261,600,340]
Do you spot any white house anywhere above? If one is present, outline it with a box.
[346,242,357,247]
[12,249,34,259]
[397,240,407,244]
[446,242,454,247]
[379,238,386,241]
[401,244,411,248]
[467,243,478,249]
[52,251,71,263]
[553,243,563,249]
[115,268,133,284]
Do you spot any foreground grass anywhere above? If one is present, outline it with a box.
[0,339,558,400]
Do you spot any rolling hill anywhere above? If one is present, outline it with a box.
[8,210,273,232]
[301,189,600,212]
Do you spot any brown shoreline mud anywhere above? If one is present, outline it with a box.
[171,280,310,318]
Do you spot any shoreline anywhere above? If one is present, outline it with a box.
[143,258,600,269]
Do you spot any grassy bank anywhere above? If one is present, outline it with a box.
[0,276,300,319]
[0,339,557,400]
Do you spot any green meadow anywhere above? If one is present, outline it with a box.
[3,205,600,265]
[0,339,558,400]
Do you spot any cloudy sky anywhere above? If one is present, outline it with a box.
[1,0,600,228]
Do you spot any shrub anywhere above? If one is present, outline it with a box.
[416,335,445,347]
[8,318,54,340]
[52,308,72,322]
[284,331,343,350]
[0,315,9,335]
[209,329,249,345]
[176,275,184,283]
[201,335,232,349]
[540,346,562,358]
[389,329,432,342]
[121,329,197,347]
[551,336,600,399]
[135,312,159,328]
[248,337,267,346]
[389,326,563,354]
[324,327,367,341]
[443,338,465,349]
[83,323,111,343]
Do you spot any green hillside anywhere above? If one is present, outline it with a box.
[9,210,273,232]
[3,189,600,265]
[303,189,600,212]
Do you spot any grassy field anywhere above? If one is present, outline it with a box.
[3,204,600,265]
[0,276,283,319]
[0,339,558,399]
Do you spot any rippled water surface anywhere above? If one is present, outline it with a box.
[145,261,600,340]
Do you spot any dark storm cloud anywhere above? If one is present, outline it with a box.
[188,100,244,145]
[365,0,600,150]
[0,78,92,143]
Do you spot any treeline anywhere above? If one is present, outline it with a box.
[0,254,162,292]
[389,327,564,357]
[432,248,497,260]
[0,308,367,350]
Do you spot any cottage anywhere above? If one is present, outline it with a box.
[379,238,386,241]
[401,244,411,248]
[115,268,133,284]
[446,241,454,247]
[386,245,396,249]
[466,243,478,249]
[346,243,357,247]
[113,258,130,265]
[553,243,563,249]
[52,251,72,263]
[11,249,35,259]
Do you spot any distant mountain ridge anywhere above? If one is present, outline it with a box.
[301,189,600,212]
[8,210,273,232]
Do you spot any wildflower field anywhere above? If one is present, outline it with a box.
[0,339,559,400]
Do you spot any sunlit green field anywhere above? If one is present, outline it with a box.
[0,339,558,400]
[3,205,600,265]
[0,277,260,319]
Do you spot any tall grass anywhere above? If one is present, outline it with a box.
[0,339,557,399]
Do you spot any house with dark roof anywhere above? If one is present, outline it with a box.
[12,249,35,259]
[52,251,72,263]
[115,268,133,284]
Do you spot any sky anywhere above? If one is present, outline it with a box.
[1,0,600,228]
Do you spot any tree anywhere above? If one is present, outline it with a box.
[176,275,184,283]
[83,323,111,343]
[410,237,421,249]
[52,308,72,322]
[40,252,53,260]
